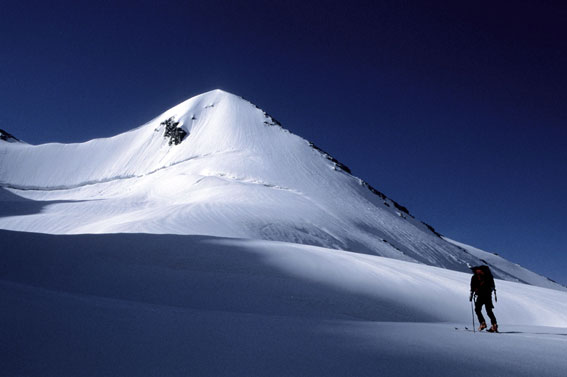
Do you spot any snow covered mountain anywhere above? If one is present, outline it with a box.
[2,89,567,376]
[0,89,562,290]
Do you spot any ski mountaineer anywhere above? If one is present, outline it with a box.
[469,265,498,333]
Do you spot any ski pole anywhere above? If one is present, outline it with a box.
[471,294,476,333]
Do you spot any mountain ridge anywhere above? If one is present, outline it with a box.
[1,89,563,291]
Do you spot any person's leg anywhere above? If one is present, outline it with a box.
[485,300,498,332]
[474,299,486,325]
[485,304,497,325]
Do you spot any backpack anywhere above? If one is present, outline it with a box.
[470,265,496,293]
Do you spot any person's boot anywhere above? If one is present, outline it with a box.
[478,322,487,331]
[487,324,498,333]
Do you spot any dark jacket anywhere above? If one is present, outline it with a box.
[470,271,495,297]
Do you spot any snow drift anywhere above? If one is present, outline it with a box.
[2,230,567,377]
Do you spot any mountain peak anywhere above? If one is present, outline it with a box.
[1,90,564,291]
[0,90,298,190]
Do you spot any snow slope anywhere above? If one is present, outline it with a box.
[445,238,564,290]
[0,89,563,290]
[2,230,567,376]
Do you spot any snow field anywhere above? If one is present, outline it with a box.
[1,230,566,376]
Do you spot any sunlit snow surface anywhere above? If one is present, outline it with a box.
[2,231,566,376]
[0,90,563,290]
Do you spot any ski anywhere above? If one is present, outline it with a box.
[454,327,499,333]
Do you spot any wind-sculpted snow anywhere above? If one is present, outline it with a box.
[0,89,563,290]
[2,231,567,376]
[0,152,224,191]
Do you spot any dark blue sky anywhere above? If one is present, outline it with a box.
[2,0,566,285]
